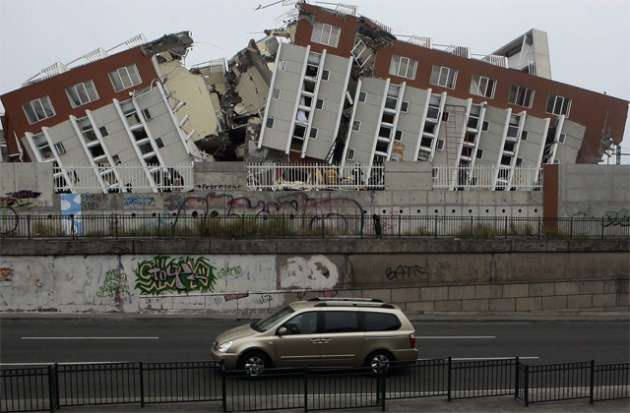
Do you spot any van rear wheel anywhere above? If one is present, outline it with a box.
[365,351,393,374]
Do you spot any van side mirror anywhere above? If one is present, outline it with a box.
[277,326,288,336]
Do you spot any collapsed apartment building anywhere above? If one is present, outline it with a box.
[0,1,627,192]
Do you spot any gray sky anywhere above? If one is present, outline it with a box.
[1,0,629,161]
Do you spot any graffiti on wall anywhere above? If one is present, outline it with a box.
[0,267,14,282]
[604,209,630,227]
[279,255,339,290]
[123,195,156,210]
[96,268,131,306]
[385,264,429,281]
[0,191,43,234]
[134,256,243,295]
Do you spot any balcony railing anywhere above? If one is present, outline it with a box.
[246,162,384,191]
[53,164,194,194]
[433,166,542,190]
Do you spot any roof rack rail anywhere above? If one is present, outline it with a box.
[307,297,383,303]
[313,302,396,309]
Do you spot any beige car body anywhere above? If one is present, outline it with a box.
[210,298,418,370]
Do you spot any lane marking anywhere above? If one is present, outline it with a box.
[417,356,539,361]
[21,337,159,340]
[415,336,496,339]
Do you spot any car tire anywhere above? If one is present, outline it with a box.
[238,351,271,377]
[365,351,394,374]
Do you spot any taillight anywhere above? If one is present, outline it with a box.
[409,334,416,348]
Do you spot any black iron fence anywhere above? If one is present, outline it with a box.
[1,358,628,412]
[1,214,628,239]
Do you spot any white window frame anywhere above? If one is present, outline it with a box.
[109,64,142,92]
[358,91,367,103]
[547,94,572,117]
[310,22,341,48]
[29,132,54,161]
[66,80,99,107]
[470,75,496,98]
[352,120,361,131]
[389,55,418,80]
[53,141,66,155]
[347,149,355,160]
[430,65,458,89]
[508,85,535,108]
[22,96,55,124]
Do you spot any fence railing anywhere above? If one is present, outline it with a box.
[246,162,384,191]
[432,166,543,191]
[52,164,194,194]
[1,214,628,239]
[1,358,628,412]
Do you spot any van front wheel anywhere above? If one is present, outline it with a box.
[239,351,270,377]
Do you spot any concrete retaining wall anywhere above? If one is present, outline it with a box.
[1,239,627,315]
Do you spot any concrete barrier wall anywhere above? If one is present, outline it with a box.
[1,239,627,315]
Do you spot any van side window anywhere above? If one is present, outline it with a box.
[283,312,318,334]
[363,312,401,331]
[321,311,360,333]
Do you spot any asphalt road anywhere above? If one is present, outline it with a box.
[1,318,628,365]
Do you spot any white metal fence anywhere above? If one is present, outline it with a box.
[53,164,194,193]
[246,162,385,191]
[432,166,543,191]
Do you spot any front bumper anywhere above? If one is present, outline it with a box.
[210,348,240,369]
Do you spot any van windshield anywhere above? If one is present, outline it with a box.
[251,306,294,332]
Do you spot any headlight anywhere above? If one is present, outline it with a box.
[217,341,233,353]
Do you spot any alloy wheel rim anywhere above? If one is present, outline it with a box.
[244,356,265,376]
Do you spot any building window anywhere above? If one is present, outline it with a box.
[482,121,489,131]
[272,88,280,99]
[358,91,366,103]
[347,149,354,160]
[155,138,164,148]
[437,139,445,151]
[309,128,318,139]
[401,101,409,112]
[476,149,483,159]
[112,155,121,165]
[521,130,528,140]
[389,55,418,80]
[509,85,535,108]
[516,158,523,167]
[23,96,55,124]
[321,70,330,81]
[394,130,402,141]
[142,108,152,120]
[352,120,361,131]
[66,80,99,107]
[558,133,566,144]
[311,22,341,48]
[279,60,287,71]
[30,132,54,161]
[99,126,109,137]
[430,65,458,89]
[316,98,324,109]
[266,117,274,128]
[53,142,66,156]
[109,64,142,92]
[470,75,497,98]
[442,111,450,122]
[547,94,572,116]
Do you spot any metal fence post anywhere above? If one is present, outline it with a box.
[589,360,595,404]
[27,215,32,239]
[321,217,325,239]
[54,362,60,409]
[381,370,386,411]
[303,367,308,412]
[71,215,75,239]
[601,217,605,240]
[504,216,508,238]
[221,362,227,412]
[114,214,119,239]
[47,365,55,413]
[570,217,574,239]
[139,362,144,408]
[514,356,519,400]
[434,215,438,239]
[398,214,402,238]
[447,357,452,402]
[523,365,529,407]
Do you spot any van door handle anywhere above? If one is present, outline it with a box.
[311,338,322,343]
[320,338,331,343]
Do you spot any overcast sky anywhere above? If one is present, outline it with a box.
[1,0,629,161]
